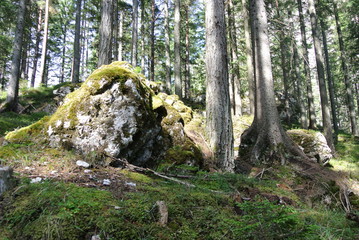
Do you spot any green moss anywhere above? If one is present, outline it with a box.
[151,95,164,110]
[4,116,50,143]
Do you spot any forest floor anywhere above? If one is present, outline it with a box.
[0,86,358,240]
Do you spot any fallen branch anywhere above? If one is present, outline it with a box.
[107,156,195,187]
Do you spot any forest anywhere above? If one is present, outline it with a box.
[0,0,358,239]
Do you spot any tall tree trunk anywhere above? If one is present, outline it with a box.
[228,0,242,116]
[184,5,191,99]
[118,10,123,61]
[31,7,42,88]
[4,0,28,112]
[320,18,338,142]
[275,3,290,124]
[297,0,316,129]
[174,0,182,98]
[113,0,118,61]
[240,0,306,164]
[131,0,138,66]
[333,2,358,136]
[140,0,145,73]
[71,0,82,83]
[242,0,254,115]
[98,0,113,67]
[164,0,171,93]
[150,0,155,82]
[39,0,50,86]
[205,0,234,172]
[60,24,67,84]
[20,37,28,80]
[308,0,334,151]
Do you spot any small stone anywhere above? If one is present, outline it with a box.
[0,166,14,195]
[30,177,42,183]
[114,206,122,210]
[125,181,136,187]
[103,179,111,185]
[76,160,90,168]
[84,169,92,173]
[50,170,57,174]
[91,235,101,240]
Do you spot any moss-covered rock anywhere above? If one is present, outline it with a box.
[287,129,333,165]
[5,62,203,168]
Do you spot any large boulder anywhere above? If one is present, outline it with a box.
[287,129,333,165]
[5,62,203,168]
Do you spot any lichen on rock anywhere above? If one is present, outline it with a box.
[5,62,203,168]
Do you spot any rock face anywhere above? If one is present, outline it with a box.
[0,166,15,195]
[287,129,333,165]
[45,62,161,166]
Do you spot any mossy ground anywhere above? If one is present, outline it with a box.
[0,84,359,239]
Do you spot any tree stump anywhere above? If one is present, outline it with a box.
[155,201,168,226]
[0,166,14,195]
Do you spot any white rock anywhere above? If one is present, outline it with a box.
[125,182,136,187]
[84,169,92,173]
[76,160,90,168]
[91,235,101,240]
[103,179,111,185]
[30,177,42,183]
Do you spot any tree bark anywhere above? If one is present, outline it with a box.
[118,10,123,61]
[242,0,254,115]
[164,0,171,93]
[113,0,118,61]
[227,0,242,116]
[71,0,82,83]
[4,0,28,112]
[60,24,67,84]
[140,0,145,73]
[205,0,234,172]
[308,0,334,151]
[150,0,155,82]
[98,0,113,67]
[39,0,50,86]
[297,0,316,129]
[30,7,42,88]
[240,0,306,165]
[184,5,191,99]
[131,0,138,66]
[320,18,338,142]
[174,0,182,98]
[333,2,358,136]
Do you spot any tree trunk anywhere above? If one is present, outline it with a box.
[60,24,67,84]
[174,0,182,98]
[240,0,306,165]
[308,0,334,151]
[184,5,191,99]
[98,0,113,67]
[39,0,50,86]
[205,0,234,172]
[275,3,290,124]
[333,2,358,136]
[71,0,82,83]
[227,0,242,116]
[164,0,171,93]
[297,0,316,129]
[242,0,254,115]
[131,0,138,66]
[320,18,338,142]
[31,7,42,88]
[118,10,123,61]
[113,0,118,61]
[140,0,145,73]
[4,0,28,112]
[150,0,155,82]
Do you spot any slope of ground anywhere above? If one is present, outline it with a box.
[0,86,358,240]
